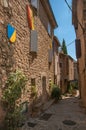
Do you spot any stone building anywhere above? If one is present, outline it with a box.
[53,36,60,86]
[74,61,78,81]
[59,53,68,93]
[58,53,76,94]
[68,55,74,82]
[67,56,78,88]
[0,0,58,120]
[72,0,86,106]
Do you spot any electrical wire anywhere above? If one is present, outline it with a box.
[64,0,85,47]
[65,0,85,32]
[51,0,84,48]
[65,0,72,11]
[67,32,84,47]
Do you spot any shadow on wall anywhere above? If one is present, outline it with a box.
[0,26,15,126]
[30,76,49,117]
[0,27,15,88]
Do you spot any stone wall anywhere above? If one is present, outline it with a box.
[0,0,54,119]
[68,57,74,81]
[59,53,68,93]
[74,0,86,106]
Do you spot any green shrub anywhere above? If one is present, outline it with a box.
[2,70,27,107]
[2,70,27,130]
[67,85,73,94]
[5,106,25,130]
[67,83,77,96]
[51,85,61,100]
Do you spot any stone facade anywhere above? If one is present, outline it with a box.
[58,53,76,94]
[53,36,60,86]
[68,56,74,81]
[59,53,68,93]
[0,0,58,121]
[74,61,78,81]
[72,0,86,106]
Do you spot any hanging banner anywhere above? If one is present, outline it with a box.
[49,40,52,49]
[7,24,16,43]
[26,5,35,30]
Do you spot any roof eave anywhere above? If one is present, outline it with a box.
[40,0,58,28]
[53,36,61,46]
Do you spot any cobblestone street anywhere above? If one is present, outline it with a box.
[21,95,86,130]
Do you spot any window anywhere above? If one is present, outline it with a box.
[59,63,62,68]
[31,78,36,86]
[47,22,52,36]
[42,76,46,88]
[48,22,51,35]
[31,0,38,9]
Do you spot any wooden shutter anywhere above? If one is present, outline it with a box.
[75,39,81,59]
[30,30,38,53]
[48,49,52,63]
[55,55,58,75]
[72,0,78,29]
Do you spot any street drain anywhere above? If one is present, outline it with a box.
[39,113,52,121]
[27,122,37,127]
[62,120,76,126]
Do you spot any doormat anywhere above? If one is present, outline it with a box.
[39,113,52,121]
[27,122,37,127]
[62,120,76,126]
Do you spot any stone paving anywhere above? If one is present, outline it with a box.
[21,96,86,130]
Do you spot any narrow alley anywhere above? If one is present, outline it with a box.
[0,0,86,130]
[22,95,86,130]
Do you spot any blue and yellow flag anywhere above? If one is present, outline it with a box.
[7,24,16,43]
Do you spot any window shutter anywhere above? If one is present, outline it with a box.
[72,0,78,29]
[48,49,52,63]
[30,30,38,53]
[75,39,81,59]
[48,23,51,35]
[31,0,37,9]
[55,55,58,75]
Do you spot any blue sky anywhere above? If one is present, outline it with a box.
[49,0,76,60]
